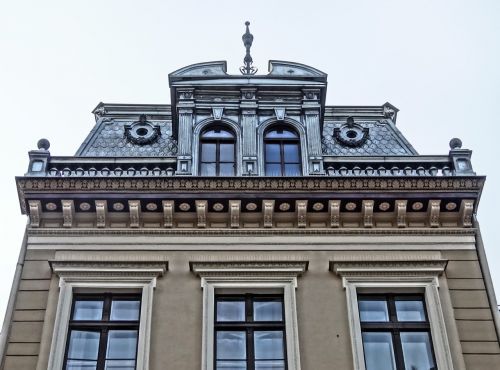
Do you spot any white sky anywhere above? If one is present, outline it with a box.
[0,0,499,318]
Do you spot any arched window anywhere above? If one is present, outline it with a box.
[264,125,302,176]
[199,125,236,176]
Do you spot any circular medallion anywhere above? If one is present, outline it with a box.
[379,202,390,211]
[246,202,257,211]
[46,202,57,211]
[113,202,125,211]
[79,202,91,211]
[445,202,457,211]
[279,203,290,211]
[345,202,357,211]
[213,203,224,212]
[146,202,158,211]
[412,202,424,211]
[312,202,324,211]
[179,203,191,211]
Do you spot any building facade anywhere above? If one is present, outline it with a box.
[1,24,499,370]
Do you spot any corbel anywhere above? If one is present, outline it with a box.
[95,200,107,228]
[229,200,241,228]
[296,200,308,228]
[62,200,75,228]
[28,200,41,228]
[458,199,474,227]
[362,200,374,228]
[196,200,208,228]
[128,200,141,228]
[428,200,441,228]
[162,200,174,228]
[395,200,408,228]
[263,200,275,228]
[329,200,341,228]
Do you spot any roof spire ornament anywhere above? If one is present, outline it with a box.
[240,21,258,75]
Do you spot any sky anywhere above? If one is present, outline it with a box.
[0,0,499,318]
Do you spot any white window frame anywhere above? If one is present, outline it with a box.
[191,261,308,370]
[47,260,167,370]
[332,259,454,370]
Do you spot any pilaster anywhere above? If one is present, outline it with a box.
[304,110,324,175]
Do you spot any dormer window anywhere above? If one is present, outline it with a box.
[264,126,301,176]
[200,126,236,176]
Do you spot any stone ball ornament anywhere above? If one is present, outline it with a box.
[37,138,50,150]
[449,137,462,150]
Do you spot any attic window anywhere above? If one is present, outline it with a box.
[124,115,161,145]
[334,117,369,147]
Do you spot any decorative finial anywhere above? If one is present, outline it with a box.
[37,138,50,150]
[449,137,462,150]
[240,21,258,75]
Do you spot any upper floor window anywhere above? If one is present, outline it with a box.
[358,294,436,370]
[264,126,301,176]
[64,294,141,370]
[200,126,236,176]
[215,295,286,370]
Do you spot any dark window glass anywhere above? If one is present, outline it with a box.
[358,295,436,370]
[200,126,236,176]
[64,295,140,370]
[215,295,285,370]
[264,125,301,176]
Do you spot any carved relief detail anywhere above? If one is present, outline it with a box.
[162,200,174,228]
[296,200,308,228]
[396,200,408,228]
[62,200,74,228]
[229,200,241,229]
[428,200,441,228]
[362,200,374,228]
[459,199,474,228]
[329,200,341,228]
[263,200,275,228]
[95,200,107,228]
[128,200,141,228]
[196,200,208,228]
[28,200,41,228]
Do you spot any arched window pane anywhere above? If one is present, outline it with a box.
[264,125,301,176]
[200,125,236,176]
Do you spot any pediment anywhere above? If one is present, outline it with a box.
[268,60,327,78]
[169,61,228,78]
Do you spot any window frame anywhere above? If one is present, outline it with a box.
[47,260,167,370]
[63,293,142,370]
[357,293,437,370]
[191,261,307,370]
[199,125,236,176]
[263,125,302,177]
[332,258,454,370]
[214,294,288,370]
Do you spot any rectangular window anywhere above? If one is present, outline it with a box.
[64,294,141,370]
[214,295,286,370]
[358,294,437,370]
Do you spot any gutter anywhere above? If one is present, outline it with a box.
[473,216,500,340]
[0,227,28,366]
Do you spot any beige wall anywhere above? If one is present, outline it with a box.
[3,233,499,370]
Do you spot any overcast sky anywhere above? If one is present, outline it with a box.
[0,0,499,318]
